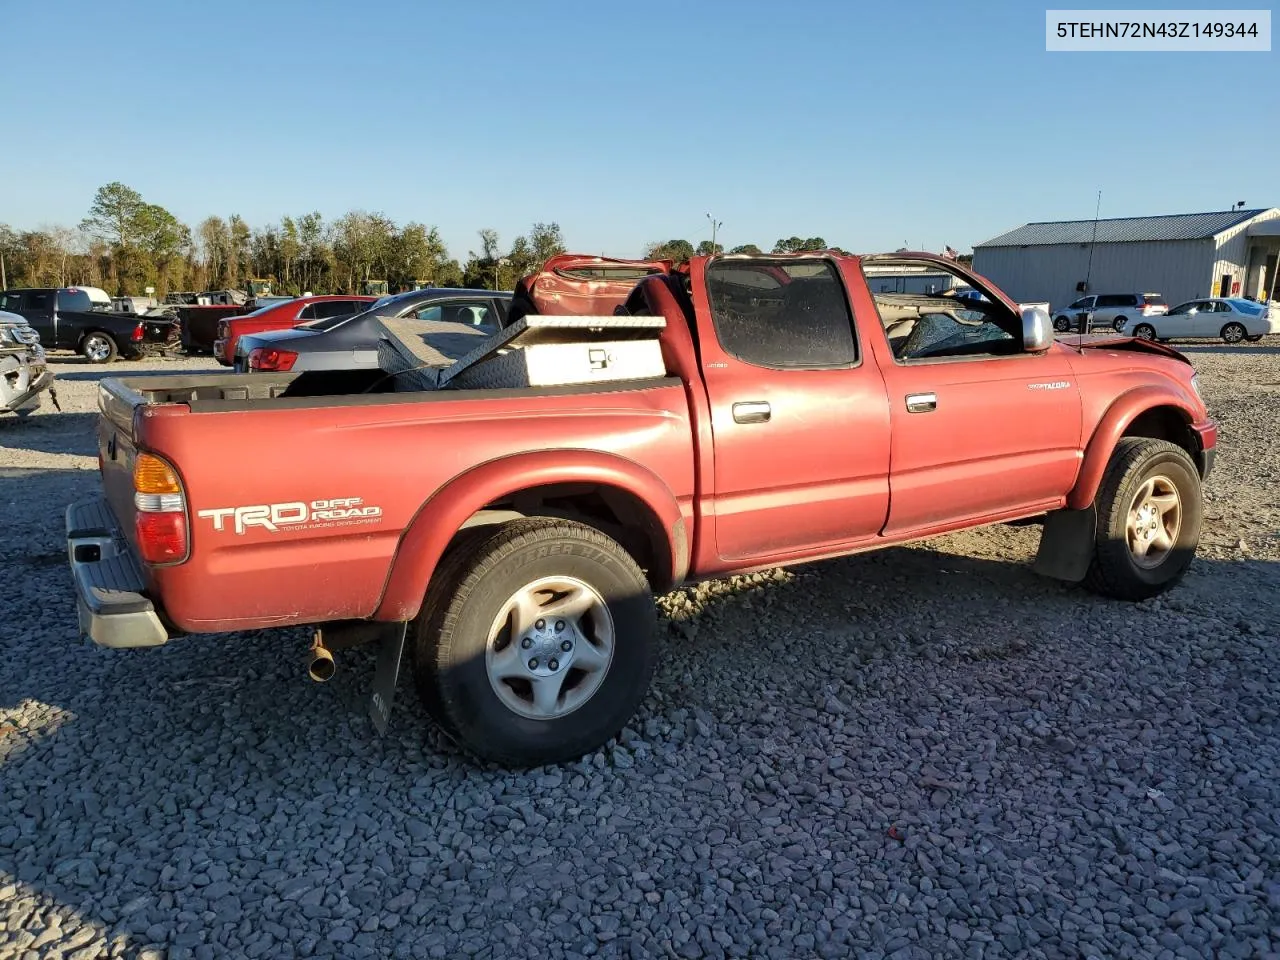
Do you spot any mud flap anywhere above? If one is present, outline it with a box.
[369,622,408,735]
[1032,505,1097,582]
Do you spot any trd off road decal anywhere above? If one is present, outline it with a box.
[196,498,383,535]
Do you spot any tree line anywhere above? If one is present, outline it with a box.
[0,182,570,297]
[0,181,967,298]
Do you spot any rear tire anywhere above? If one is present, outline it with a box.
[80,332,118,363]
[1221,322,1245,344]
[411,518,657,767]
[1113,316,1128,331]
[1083,438,1201,601]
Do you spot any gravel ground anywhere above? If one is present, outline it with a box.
[1,345,1278,960]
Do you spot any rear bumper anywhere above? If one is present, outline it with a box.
[66,497,170,649]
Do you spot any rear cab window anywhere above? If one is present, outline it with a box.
[704,258,858,368]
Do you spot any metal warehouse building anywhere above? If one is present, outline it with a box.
[972,208,1280,312]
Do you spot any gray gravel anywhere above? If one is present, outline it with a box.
[2,345,1278,959]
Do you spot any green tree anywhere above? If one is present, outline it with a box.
[695,240,724,256]
[80,182,145,248]
[772,236,828,254]
[729,243,762,255]
[228,215,251,288]
[644,239,695,262]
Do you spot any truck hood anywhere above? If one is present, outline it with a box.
[1057,333,1193,366]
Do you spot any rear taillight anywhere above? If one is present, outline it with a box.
[132,322,144,342]
[133,452,188,564]
[248,347,297,371]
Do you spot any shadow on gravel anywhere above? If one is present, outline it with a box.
[0,412,101,459]
[2,532,1277,957]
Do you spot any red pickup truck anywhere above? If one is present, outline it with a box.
[66,251,1216,767]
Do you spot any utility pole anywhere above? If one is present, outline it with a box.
[0,247,6,290]
[1081,189,1102,334]
[706,213,722,254]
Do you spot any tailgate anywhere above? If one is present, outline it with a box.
[96,379,149,548]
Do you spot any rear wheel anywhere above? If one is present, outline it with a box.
[1113,316,1128,331]
[411,518,657,767]
[1132,323,1156,341]
[1083,438,1201,601]
[80,332,118,363]
[1221,322,1245,344]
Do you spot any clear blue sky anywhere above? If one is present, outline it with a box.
[3,0,1275,259]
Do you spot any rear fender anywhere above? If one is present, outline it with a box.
[373,450,687,622]
[1066,386,1198,511]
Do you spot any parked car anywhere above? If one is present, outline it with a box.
[0,287,179,362]
[1053,292,1168,332]
[0,309,55,415]
[213,295,376,366]
[65,250,1216,768]
[1118,297,1279,343]
[239,288,511,373]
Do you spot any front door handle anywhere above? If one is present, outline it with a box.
[905,392,937,413]
[733,401,771,424]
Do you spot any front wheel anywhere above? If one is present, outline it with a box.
[80,332,118,363]
[411,518,657,767]
[1132,323,1156,341]
[1053,316,1071,333]
[1221,322,1246,344]
[1083,438,1202,601]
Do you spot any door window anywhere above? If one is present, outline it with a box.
[704,258,858,368]
[55,289,93,312]
[0,293,23,312]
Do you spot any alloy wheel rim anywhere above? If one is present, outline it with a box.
[1126,475,1181,569]
[485,576,615,720]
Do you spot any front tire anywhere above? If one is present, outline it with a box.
[411,518,658,767]
[1221,322,1245,344]
[1053,316,1071,333]
[1083,438,1201,601]
[1132,323,1156,341]
[80,332,118,363]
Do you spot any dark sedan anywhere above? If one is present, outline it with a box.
[238,288,512,373]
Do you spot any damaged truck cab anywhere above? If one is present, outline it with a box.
[66,251,1216,767]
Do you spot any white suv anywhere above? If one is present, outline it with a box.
[1053,293,1169,332]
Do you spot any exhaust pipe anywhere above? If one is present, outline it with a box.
[308,631,335,682]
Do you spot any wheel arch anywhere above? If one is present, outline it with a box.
[1067,389,1202,511]
[374,450,689,622]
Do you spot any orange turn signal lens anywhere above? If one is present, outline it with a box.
[134,453,183,495]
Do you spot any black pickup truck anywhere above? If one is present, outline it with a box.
[0,287,179,363]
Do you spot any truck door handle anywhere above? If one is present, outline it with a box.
[905,392,937,413]
[733,401,771,424]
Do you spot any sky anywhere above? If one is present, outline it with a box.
[2,0,1276,260]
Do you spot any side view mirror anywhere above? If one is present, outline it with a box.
[1021,306,1054,352]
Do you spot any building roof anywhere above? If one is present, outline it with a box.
[975,208,1274,248]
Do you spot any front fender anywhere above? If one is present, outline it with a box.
[1067,386,1200,510]
[373,449,688,622]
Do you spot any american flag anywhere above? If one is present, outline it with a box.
[943,245,959,260]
